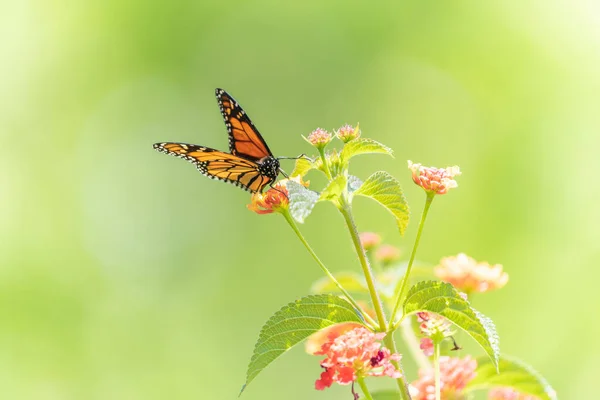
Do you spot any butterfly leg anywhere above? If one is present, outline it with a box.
[268,181,289,200]
[278,168,289,179]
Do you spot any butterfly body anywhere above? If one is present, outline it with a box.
[153,89,280,193]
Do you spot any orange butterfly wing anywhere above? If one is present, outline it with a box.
[216,88,274,161]
[153,142,274,193]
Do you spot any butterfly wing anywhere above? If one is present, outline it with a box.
[216,88,274,161]
[153,142,274,193]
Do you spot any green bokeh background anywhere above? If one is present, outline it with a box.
[2,1,598,399]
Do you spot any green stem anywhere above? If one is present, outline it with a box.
[389,193,434,330]
[434,341,441,400]
[383,334,412,400]
[338,199,387,330]
[357,377,374,400]
[318,148,333,180]
[338,197,411,400]
[282,210,377,328]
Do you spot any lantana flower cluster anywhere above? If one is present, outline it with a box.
[410,356,477,400]
[416,311,456,357]
[313,327,402,391]
[488,387,542,400]
[247,176,308,215]
[435,253,509,294]
[408,160,461,195]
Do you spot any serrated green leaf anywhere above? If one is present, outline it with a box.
[286,180,319,223]
[242,294,365,393]
[347,175,363,193]
[466,355,557,400]
[354,171,410,235]
[311,273,368,294]
[372,391,401,400]
[319,175,346,202]
[340,138,394,166]
[403,280,500,369]
[291,157,318,178]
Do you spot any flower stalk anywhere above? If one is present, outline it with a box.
[339,199,388,330]
[338,196,412,400]
[357,377,374,400]
[390,192,434,329]
[434,341,441,400]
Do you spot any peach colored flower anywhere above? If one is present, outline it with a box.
[410,356,477,400]
[375,244,401,265]
[408,160,461,195]
[336,123,361,143]
[435,253,509,293]
[359,232,382,251]
[247,177,307,215]
[314,327,402,391]
[488,387,540,400]
[307,127,332,148]
[420,338,434,357]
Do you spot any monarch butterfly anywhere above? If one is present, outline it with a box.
[153,89,281,193]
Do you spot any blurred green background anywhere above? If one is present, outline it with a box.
[2,0,598,398]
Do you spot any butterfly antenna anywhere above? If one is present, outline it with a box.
[277,153,312,162]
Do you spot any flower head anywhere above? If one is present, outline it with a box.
[375,244,401,265]
[314,326,402,391]
[419,338,434,357]
[435,253,508,293]
[307,127,332,149]
[410,356,477,400]
[247,176,307,215]
[417,311,454,340]
[336,123,361,143]
[488,387,540,400]
[408,160,461,195]
[359,232,382,251]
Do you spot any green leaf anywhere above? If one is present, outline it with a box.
[340,138,393,166]
[291,157,318,178]
[347,175,363,194]
[319,175,347,202]
[286,180,319,223]
[242,294,365,393]
[403,280,500,369]
[311,272,368,294]
[354,171,410,235]
[466,355,557,400]
[372,391,401,400]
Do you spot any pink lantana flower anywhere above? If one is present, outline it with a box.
[410,356,477,400]
[418,311,454,339]
[375,244,401,265]
[488,387,540,400]
[408,160,461,195]
[359,231,382,251]
[306,127,332,149]
[314,326,402,391]
[419,338,434,357]
[435,253,509,294]
[336,123,361,143]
